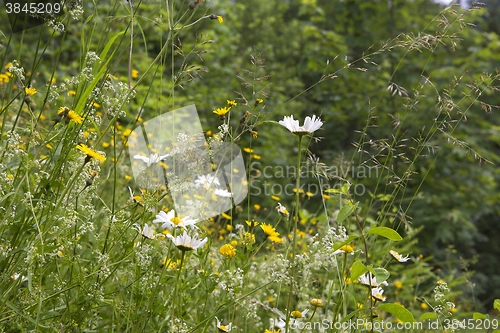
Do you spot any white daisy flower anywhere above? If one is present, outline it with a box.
[153,210,198,229]
[166,231,208,252]
[276,202,290,219]
[358,273,388,287]
[278,115,323,135]
[133,152,169,167]
[214,188,232,197]
[371,286,387,301]
[269,318,287,332]
[390,250,410,262]
[133,223,156,239]
[195,174,220,189]
[215,317,234,332]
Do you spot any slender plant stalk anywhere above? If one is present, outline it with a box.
[285,134,302,332]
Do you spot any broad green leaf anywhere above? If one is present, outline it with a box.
[325,188,342,194]
[373,267,390,282]
[342,183,351,194]
[377,303,415,322]
[338,204,356,224]
[419,312,437,321]
[494,299,500,311]
[351,261,368,281]
[473,312,488,320]
[367,227,403,241]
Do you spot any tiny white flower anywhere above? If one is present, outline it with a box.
[215,317,234,332]
[195,174,220,189]
[276,202,290,220]
[214,188,232,197]
[269,318,286,332]
[278,115,323,135]
[133,223,156,239]
[166,231,208,251]
[358,273,388,287]
[133,152,169,167]
[153,210,198,229]
[390,250,410,262]
[371,286,387,301]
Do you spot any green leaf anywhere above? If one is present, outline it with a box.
[377,303,415,322]
[494,299,500,311]
[337,204,356,224]
[373,267,390,282]
[419,312,437,321]
[351,261,368,281]
[473,312,488,320]
[325,188,342,194]
[74,32,124,116]
[342,183,351,194]
[367,227,403,241]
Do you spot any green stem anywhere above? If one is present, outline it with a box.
[285,134,302,332]
[170,250,185,332]
[300,307,317,333]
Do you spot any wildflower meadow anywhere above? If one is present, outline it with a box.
[2,0,500,332]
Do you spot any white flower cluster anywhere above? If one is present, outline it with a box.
[217,268,244,295]
[265,253,290,283]
[69,5,84,19]
[7,60,25,81]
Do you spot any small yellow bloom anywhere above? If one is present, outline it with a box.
[92,102,100,108]
[256,98,263,104]
[46,144,53,150]
[67,111,83,124]
[76,144,106,163]
[394,281,403,289]
[323,194,331,199]
[219,244,236,258]
[246,220,259,227]
[310,298,324,307]
[25,87,37,96]
[271,195,280,201]
[252,131,258,138]
[221,212,232,220]
[132,70,138,79]
[227,100,237,107]
[217,16,223,23]
[125,175,132,180]
[243,148,254,153]
[254,204,261,211]
[213,107,230,116]
[252,154,261,159]
[306,191,313,197]
[245,232,255,244]
[421,303,428,309]
[68,90,76,96]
